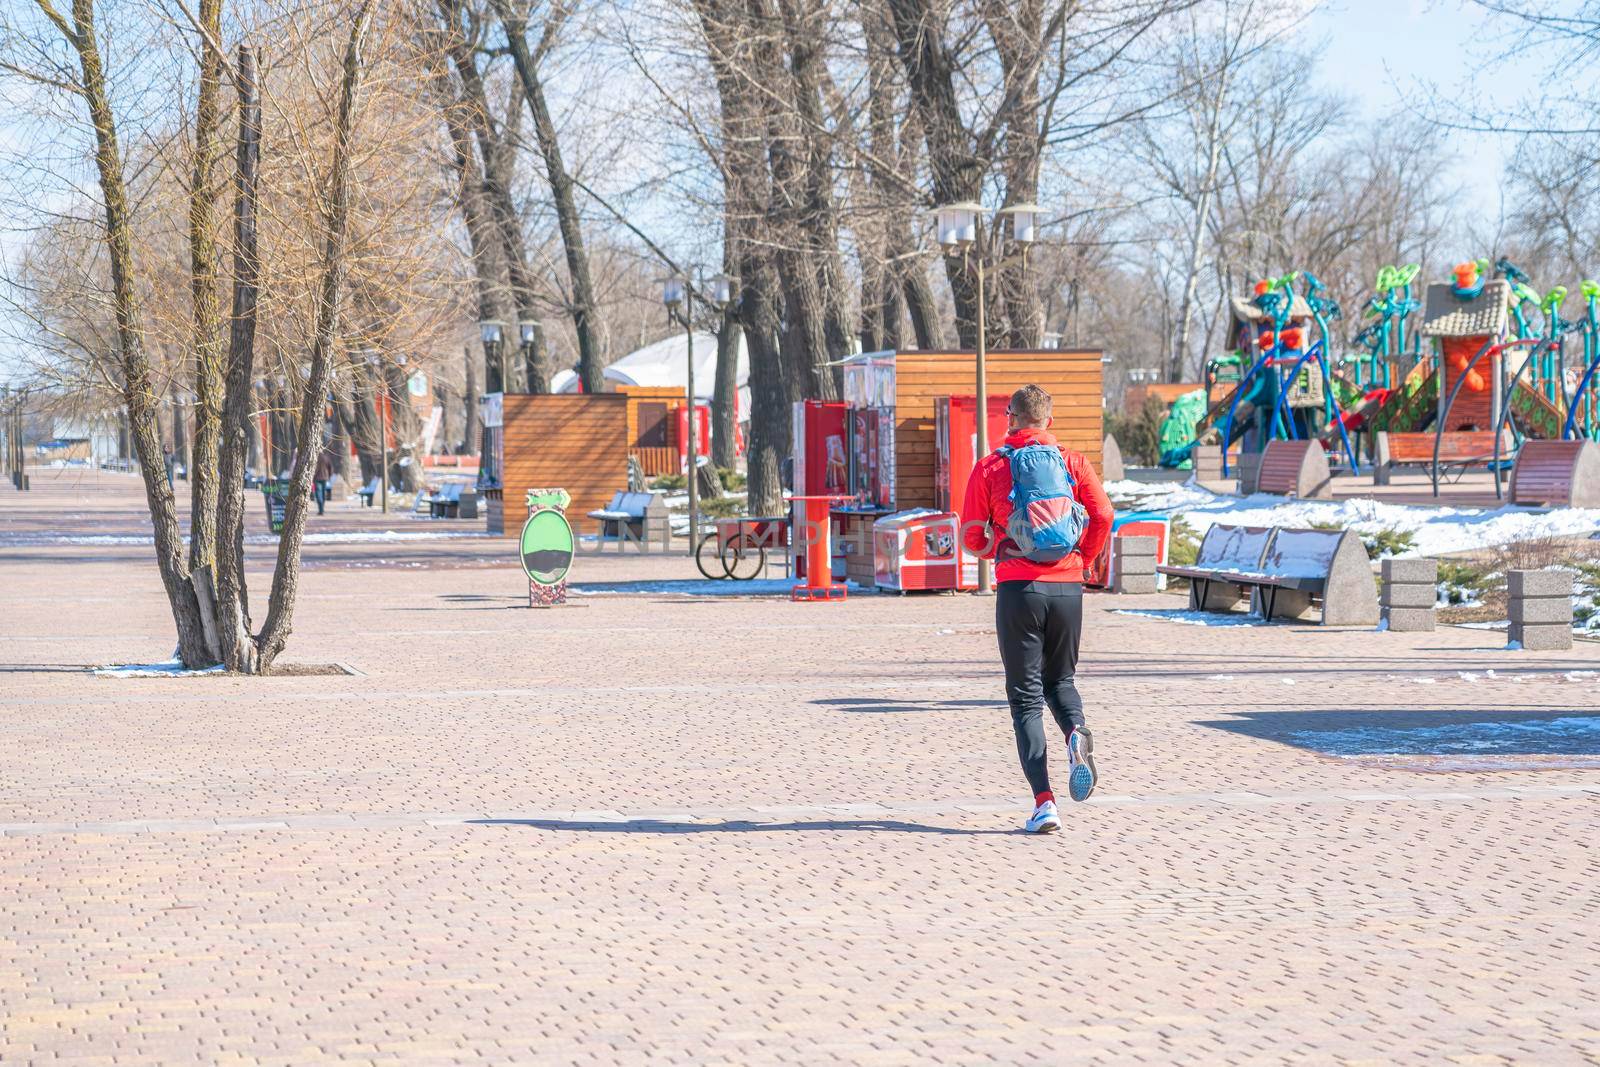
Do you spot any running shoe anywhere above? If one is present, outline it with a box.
[1023,800,1061,834]
[1067,727,1097,802]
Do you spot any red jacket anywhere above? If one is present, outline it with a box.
[959,427,1114,584]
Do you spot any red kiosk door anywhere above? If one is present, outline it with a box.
[935,395,1010,511]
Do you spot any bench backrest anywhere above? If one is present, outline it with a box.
[1258,528,1344,579]
[1256,439,1331,498]
[361,478,379,494]
[618,491,653,517]
[440,483,463,502]
[1384,430,1501,463]
[1194,524,1275,572]
[603,490,626,511]
[1511,439,1600,507]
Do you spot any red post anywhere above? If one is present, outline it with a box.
[790,495,848,602]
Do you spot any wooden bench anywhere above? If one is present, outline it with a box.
[1510,440,1600,507]
[1254,439,1332,498]
[1158,523,1379,625]
[1373,430,1507,486]
[587,490,669,549]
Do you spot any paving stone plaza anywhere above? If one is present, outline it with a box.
[3,475,1598,1064]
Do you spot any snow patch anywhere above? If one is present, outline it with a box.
[1111,608,1265,627]
[1114,484,1600,558]
[95,658,223,678]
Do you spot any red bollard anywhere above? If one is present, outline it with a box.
[790,495,848,601]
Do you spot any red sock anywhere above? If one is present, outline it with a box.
[1035,791,1054,806]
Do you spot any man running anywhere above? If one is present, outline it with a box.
[960,384,1114,834]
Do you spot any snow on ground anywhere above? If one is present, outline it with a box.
[94,659,224,678]
[1106,481,1600,558]
[1111,608,1265,627]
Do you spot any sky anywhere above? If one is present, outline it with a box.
[1310,0,1542,212]
[0,0,1550,386]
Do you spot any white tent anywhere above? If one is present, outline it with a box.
[552,332,749,410]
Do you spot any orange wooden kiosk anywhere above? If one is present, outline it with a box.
[479,393,629,536]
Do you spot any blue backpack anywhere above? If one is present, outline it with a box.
[998,443,1089,562]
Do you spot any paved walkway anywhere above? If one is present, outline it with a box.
[2,472,1599,1064]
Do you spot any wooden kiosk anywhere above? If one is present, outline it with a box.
[479,392,629,536]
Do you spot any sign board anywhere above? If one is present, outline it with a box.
[262,487,286,534]
[520,488,573,607]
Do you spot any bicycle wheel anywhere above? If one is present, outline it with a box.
[721,536,767,581]
[694,532,726,580]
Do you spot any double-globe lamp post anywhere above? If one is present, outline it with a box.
[662,272,735,550]
[932,200,1041,594]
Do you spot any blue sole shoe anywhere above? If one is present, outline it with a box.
[1067,727,1097,802]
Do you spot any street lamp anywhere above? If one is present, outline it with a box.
[663,272,735,551]
[933,199,1041,594]
[479,320,505,393]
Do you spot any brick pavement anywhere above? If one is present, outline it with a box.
[2,472,1599,1064]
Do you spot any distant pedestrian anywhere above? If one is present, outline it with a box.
[959,385,1114,834]
[162,445,175,488]
[314,447,335,516]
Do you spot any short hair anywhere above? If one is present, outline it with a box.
[1009,384,1052,426]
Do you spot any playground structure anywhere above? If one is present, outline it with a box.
[1189,272,1360,479]
[1153,257,1600,502]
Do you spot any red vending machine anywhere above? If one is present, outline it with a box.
[873,509,961,592]
[792,400,850,497]
[934,395,1011,511]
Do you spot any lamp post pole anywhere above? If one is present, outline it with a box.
[973,248,991,594]
[933,200,1042,597]
[663,273,735,555]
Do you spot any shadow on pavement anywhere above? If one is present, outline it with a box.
[473,818,1013,836]
[811,697,1007,714]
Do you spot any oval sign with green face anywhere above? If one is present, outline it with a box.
[520,509,574,586]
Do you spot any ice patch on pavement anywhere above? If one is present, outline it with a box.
[95,658,224,678]
[1292,715,1600,758]
[1112,608,1265,627]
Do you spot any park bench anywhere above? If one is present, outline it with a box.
[1254,439,1332,498]
[1509,439,1600,508]
[1373,430,1508,485]
[1157,522,1379,625]
[423,483,463,518]
[588,490,669,549]
[357,477,379,506]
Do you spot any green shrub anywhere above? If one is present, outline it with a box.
[718,468,747,492]
[698,496,747,519]
[1436,560,1491,606]
[1166,515,1199,567]
[1308,521,1415,560]
[651,473,687,491]
[1103,395,1168,467]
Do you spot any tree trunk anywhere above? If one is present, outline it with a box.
[255,3,373,671]
[887,0,988,345]
[495,3,604,394]
[187,0,226,572]
[62,0,210,666]
[384,362,424,494]
[712,308,741,468]
[462,344,480,454]
[215,44,264,673]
